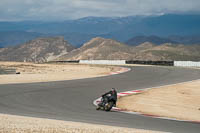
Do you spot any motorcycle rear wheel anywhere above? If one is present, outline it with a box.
[104,101,114,111]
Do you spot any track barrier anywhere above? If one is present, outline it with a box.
[174,61,200,67]
[50,60,200,67]
[48,60,80,63]
[80,60,126,65]
[126,60,174,66]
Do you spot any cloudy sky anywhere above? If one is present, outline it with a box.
[0,0,200,21]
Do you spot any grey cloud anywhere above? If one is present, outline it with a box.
[0,0,200,21]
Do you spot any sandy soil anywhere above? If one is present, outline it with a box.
[0,114,163,133]
[117,80,200,121]
[0,62,120,84]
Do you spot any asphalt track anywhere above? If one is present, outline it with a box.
[0,66,200,133]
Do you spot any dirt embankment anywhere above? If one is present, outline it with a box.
[0,62,120,84]
[117,80,200,121]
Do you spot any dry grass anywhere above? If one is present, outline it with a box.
[0,114,163,133]
[117,80,200,121]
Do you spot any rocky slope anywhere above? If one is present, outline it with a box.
[0,37,74,63]
[142,43,200,61]
[59,37,200,61]
[126,35,200,46]
[1,37,200,62]
[58,37,137,60]
[126,35,178,46]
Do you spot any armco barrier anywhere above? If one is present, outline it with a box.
[126,60,174,66]
[174,61,200,67]
[80,60,126,65]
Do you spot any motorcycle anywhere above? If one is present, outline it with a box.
[96,94,114,111]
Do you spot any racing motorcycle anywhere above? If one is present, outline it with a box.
[96,94,114,111]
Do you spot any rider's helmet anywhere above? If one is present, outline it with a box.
[111,88,116,92]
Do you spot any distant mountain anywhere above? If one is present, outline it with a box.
[168,35,200,45]
[0,14,200,47]
[60,32,99,47]
[0,31,98,48]
[126,35,200,46]
[0,21,48,32]
[101,14,200,41]
[24,16,138,35]
[126,35,177,46]
[0,37,74,63]
[59,37,200,61]
[0,31,45,47]
[24,15,200,37]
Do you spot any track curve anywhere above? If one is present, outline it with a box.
[0,66,200,133]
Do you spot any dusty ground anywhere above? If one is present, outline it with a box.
[0,62,120,84]
[0,114,163,133]
[117,80,200,121]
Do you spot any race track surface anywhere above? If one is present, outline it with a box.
[0,66,200,133]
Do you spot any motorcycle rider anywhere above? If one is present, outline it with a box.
[102,88,117,107]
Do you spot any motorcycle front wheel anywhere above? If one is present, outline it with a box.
[96,106,101,110]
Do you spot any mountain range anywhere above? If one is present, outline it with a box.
[0,14,200,47]
[0,37,74,63]
[126,35,200,46]
[0,31,44,47]
[1,36,199,62]
[58,37,200,61]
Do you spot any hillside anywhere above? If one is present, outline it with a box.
[1,37,200,62]
[135,43,200,61]
[0,37,74,63]
[168,35,200,45]
[59,37,200,61]
[126,35,178,46]
[58,37,136,60]
[126,35,200,46]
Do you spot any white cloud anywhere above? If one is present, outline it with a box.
[0,0,199,21]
